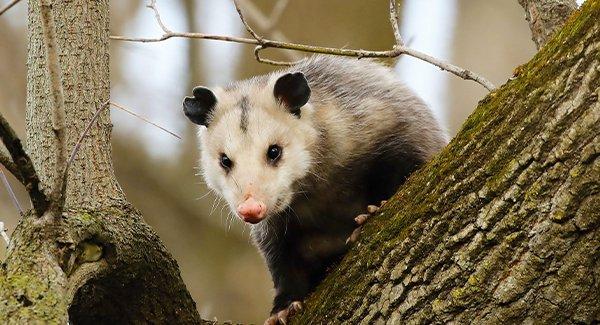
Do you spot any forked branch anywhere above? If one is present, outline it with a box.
[111,0,496,91]
[0,0,21,16]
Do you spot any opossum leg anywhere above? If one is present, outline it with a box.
[345,201,388,244]
[264,301,303,325]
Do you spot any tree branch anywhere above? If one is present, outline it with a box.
[0,0,21,16]
[389,0,404,47]
[109,101,181,139]
[518,0,578,49]
[233,0,302,66]
[0,113,48,216]
[60,101,110,198]
[39,0,68,217]
[235,0,301,62]
[234,0,264,44]
[0,169,23,215]
[0,151,21,181]
[111,0,496,91]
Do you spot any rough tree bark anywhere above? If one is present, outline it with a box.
[518,0,578,48]
[0,0,598,324]
[294,1,599,323]
[1,1,203,323]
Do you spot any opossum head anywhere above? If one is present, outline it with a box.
[184,72,318,224]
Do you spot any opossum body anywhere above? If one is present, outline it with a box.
[183,56,447,321]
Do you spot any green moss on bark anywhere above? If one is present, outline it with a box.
[294,0,600,323]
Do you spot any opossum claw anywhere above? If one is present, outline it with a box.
[354,213,369,226]
[366,204,380,214]
[347,202,387,244]
[264,301,303,325]
[346,227,362,244]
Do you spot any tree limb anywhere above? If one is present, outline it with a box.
[111,0,496,91]
[0,169,23,214]
[389,0,404,47]
[518,0,578,49]
[0,151,21,181]
[0,0,21,16]
[0,113,48,216]
[235,0,301,62]
[294,1,600,322]
[39,0,68,217]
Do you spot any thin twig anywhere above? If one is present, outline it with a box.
[236,0,301,64]
[0,221,10,247]
[0,0,21,16]
[39,0,68,216]
[110,101,182,140]
[147,0,171,34]
[254,46,301,66]
[110,1,496,91]
[61,101,110,195]
[389,0,404,47]
[233,0,264,44]
[0,112,48,215]
[0,168,23,215]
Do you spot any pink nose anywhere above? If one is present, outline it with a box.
[237,196,267,224]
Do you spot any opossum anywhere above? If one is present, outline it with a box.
[183,55,447,324]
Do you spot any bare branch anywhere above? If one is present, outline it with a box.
[61,101,110,196]
[110,101,182,140]
[233,0,265,44]
[111,1,496,91]
[401,47,497,91]
[0,169,23,215]
[147,0,171,34]
[254,46,301,66]
[39,0,67,216]
[389,0,404,47]
[0,0,21,16]
[236,0,301,63]
[0,151,21,181]
[518,0,578,49]
[0,113,48,215]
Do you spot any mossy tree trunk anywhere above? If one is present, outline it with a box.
[295,1,599,323]
[1,0,598,324]
[1,1,202,323]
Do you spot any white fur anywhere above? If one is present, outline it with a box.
[199,79,319,220]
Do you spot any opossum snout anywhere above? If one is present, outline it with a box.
[237,196,267,224]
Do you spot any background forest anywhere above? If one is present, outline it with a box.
[0,0,538,322]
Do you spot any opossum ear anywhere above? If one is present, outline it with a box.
[274,72,311,117]
[183,86,217,126]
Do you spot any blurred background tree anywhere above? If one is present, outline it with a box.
[0,0,535,322]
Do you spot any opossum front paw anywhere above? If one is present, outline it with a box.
[264,301,303,325]
[345,201,387,244]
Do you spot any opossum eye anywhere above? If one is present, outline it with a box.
[266,145,282,164]
[219,153,233,171]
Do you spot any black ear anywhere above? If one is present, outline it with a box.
[183,87,217,126]
[273,72,311,117]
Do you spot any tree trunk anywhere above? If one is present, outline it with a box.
[294,1,599,323]
[1,1,202,323]
[1,0,598,324]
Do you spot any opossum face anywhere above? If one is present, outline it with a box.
[184,73,317,224]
